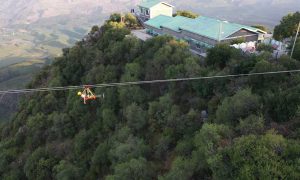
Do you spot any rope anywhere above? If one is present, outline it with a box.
[0,69,299,95]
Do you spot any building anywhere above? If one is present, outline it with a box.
[136,0,174,22]
[144,15,267,53]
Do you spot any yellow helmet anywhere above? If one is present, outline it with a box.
[77,92,82,96]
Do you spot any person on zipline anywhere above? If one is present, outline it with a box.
[77,86,96,104]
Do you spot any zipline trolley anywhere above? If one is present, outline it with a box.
[77,86,97,104]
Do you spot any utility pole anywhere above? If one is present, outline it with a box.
[290,21,300,59]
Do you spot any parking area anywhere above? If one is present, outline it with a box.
[131,29,153,41]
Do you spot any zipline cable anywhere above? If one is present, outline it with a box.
[1,69,300,95]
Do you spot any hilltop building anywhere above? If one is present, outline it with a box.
[134,0,268,54]
[136,0,173,22]
[144,15,267,53]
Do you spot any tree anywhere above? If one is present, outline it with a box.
[249,60,287,91]
[109,136,149,164]
[237,115,264,135]
[273,12,300,40]
[209,131,299,180]
[215,89,261,126]
[119,86,147,107]
[109,13,122,23]
[53,161,82,180]
[90,142,111,177]
[49,112,76,139]
[0,150,16,175]
[24,148,58,180]
[125,13,138,28]
[278,55,300,69]
[107,21,126,29]
[90,25,100,34]
[26,113,51,149]
[175,10,199,19]
[264,87,300,122]
[119,63,147,106]
[102,109,118,131]
[257,43,274,52]
[193,123,232,172]
[153,134,173,160]
[2,169,24,180]
[148,94,173,130]
[160,157,195,180]
[121,63,142,81]
[106,158,154,180]
[73,129,98,164]
[206,44,238,69]
[175,136,194,157]
[124,103,147,132]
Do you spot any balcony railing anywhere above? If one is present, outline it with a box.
[135,12,150,22]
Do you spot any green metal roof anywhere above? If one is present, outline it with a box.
[144,15,266,41]
[162,16,194,32]
[181,16,264,40]
[139,0,163,9]
[144,15,173,29]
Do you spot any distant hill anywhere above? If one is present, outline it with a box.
[1,0,298,28]
[171,0,300,27]
[0,0,139,69]
[0,0,139,26]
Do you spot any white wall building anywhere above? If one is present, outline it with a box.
[136,0,173,22]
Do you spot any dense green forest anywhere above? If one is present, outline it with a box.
[0,14,300,180]
[274,12,300,40]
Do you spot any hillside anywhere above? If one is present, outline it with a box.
[0,59,49,122]
[0,17,299,179]
[1,0,299,122]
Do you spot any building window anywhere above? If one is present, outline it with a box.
[146,9,150,15]
[195,41,212,49]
